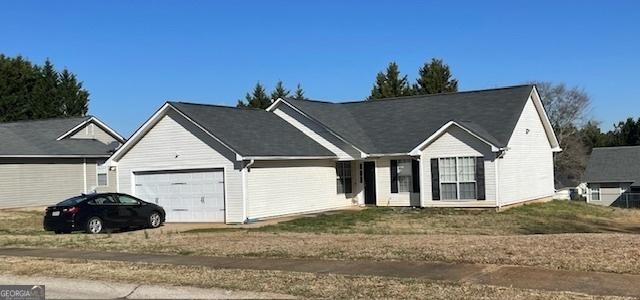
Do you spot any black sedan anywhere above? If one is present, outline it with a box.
[43,193,165,234]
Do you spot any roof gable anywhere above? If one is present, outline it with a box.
[0,116,119,157]
[112,102,336,161]
[278,85,537,154]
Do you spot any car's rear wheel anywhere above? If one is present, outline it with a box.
[148,212,162,228]
[86,217,104,234]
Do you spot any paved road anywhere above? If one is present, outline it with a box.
[0,274,294,299]
[1,247,639,298]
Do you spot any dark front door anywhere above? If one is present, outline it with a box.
[363,161,376,205]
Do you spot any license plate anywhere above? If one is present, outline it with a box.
[51,211,60,216]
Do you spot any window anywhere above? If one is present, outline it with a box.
[397,159,413,192]
[118,194,140,205]
[336,162,352,194]
[97,161,108,187]
[439,157,476,200]
[90,195,117,205]
[591,185,600,201]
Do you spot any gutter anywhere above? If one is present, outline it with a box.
[241,159,255,223]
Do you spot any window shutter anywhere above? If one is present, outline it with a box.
[476,157,486,200]
[412,159,420,193]
[390,160,398,193]
[430,159,440,200]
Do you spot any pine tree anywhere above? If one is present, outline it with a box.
[293,83,306,100]
[270,81,290,100]
[30,59,61,119]
[237,82,271,109]
[0,55,89,122]
[413,58,458,95]
[59,69,89,116]
[368,62,413,100]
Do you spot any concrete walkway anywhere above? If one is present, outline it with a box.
[0,274,294,299]
[1,247,639,298]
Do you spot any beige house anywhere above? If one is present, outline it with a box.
[0,116,125,208]
[109,85,560,223]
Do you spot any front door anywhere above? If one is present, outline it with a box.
[363,161,376,205]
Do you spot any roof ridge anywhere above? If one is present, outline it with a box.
[169,101,268,112]
[0,115,92,125]
[286,84,534,105]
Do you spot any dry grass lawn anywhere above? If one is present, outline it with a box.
[0,256,630,300]
[2,201,640,275]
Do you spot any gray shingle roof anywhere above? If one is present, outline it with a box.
[169,102,336,157]
[283,85,534,154]
[0,116,118,156]
[583,146,640,186]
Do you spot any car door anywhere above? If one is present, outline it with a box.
[90,195,120,227]
[116,194,146,226]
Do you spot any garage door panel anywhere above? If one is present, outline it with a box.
[134,169,225,222]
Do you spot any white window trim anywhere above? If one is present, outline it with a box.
[396,159,413,193]
[96,162,108,187]
[590,185,601,201]
[336,161,352,194]
[439,157,477,200]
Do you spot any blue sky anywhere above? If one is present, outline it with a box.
[1,1,639,137]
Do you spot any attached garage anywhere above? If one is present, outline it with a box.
[109,102,338,224]
[134,169,225,222]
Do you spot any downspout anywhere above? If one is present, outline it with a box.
[241,159,255,223]
[83,158,87,193]
[495,148,507,211]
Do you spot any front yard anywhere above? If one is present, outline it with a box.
[1,200,640,298]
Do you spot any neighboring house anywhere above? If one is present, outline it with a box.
[583,146,640,206]
[0,116,125,208]
[109,84,561,223]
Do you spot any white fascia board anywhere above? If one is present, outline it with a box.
[242,156,337,161]
[408,121,500,156]
[56,116,125,143]
[267,98,369,157]
[365,153,412,158]
[530,86,561,151]
[110,102,243,163]
[265,98,284,112]
[109,103,172,162]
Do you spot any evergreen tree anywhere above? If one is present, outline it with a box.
[368,62,413,100]
[293,83,306,100]
[270,80,290,100]
[237,82,271,109]
[0,55,89,122]
[58,69,89,116]
[413,58,458,95]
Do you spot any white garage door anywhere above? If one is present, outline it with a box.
[134,169,225,222]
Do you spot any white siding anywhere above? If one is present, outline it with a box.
[85,161,117,193]
[246,160,355,219]
[69,122,120,145]
[586,183,630,207]
[115,111,244,223]
[421,126,498,207]
[498,97,555,205]
[0,158,85,208]
[373,157,420,206]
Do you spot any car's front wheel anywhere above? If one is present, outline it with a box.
[148,212,162,228]
[86,217,104,234]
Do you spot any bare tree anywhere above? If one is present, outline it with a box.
[533,82,592,188]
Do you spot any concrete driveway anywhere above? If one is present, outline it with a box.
[0,274,294,299]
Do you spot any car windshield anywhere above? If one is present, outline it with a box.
[56,196,87,206]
